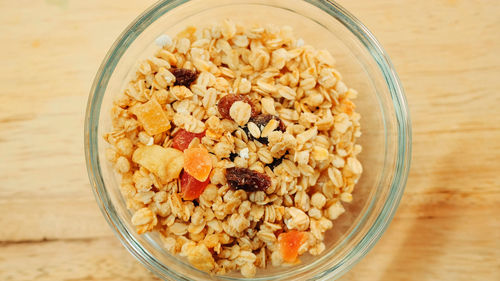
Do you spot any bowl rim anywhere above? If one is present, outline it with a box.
[84,0,411,280]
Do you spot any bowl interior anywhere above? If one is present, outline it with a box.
[88,0,405,280]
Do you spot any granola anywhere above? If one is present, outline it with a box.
[104,20,362,277]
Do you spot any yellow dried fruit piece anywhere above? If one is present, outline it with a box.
[132,145,184,183]
[133,98,171,135]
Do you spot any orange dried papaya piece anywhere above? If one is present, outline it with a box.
[183,147,212,182]
[279,230,307,263]
[134,98,170,135]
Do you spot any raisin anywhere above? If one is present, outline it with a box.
[249,114,272,127]
[250,114,286,132]
[225,167,271,192]
[229,152,238,161]
[245,114,286,144]
[171,68,198,87]
[267,153,287,171]
[217,94,257,120]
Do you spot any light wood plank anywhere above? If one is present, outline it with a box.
[0,237,160,281]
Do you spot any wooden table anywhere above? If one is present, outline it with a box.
[1,0,499,280]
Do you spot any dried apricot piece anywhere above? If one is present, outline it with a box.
[172,129,205,151]
[183,147,212,182]
[180,170,210,200]
[133,98,171,135]
[279,230,307,263]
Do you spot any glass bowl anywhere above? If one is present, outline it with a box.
[84,0,411,280]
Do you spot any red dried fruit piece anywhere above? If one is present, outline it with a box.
[250,114,286,132]
[171,68,198,87]
[180,170,210,200]
[225,167,271,192]
[217,94,257,120]
[172,129,205,151]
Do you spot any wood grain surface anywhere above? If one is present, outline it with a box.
[1,0,499,280]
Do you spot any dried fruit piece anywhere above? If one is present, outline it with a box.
[225,167,271,192]
[133,98,171,135]
[180,170,210,200]
[267,153,287,171]
[171,68,198,87]
[250,114,286,132]
[217,94,241,119]
[217,94,257,120]
[184,147,213,182]
[229,152,238,161]
[279,230,307,263]
[172,129,205,151]
[244,114,286,144]
[132,145,183,183]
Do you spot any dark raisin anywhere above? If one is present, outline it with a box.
[229,152,238,161]
[217,94,257,120]
[225,167,271,192]
[249,114,286,132]
[249,114,272,127]
[245,114,286,144]
[171,68,198,87]
[255,136,269,145]
[267,153,287,171]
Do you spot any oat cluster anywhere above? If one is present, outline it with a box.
[104,19,362,277]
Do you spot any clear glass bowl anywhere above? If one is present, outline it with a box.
[84,0,411,280]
